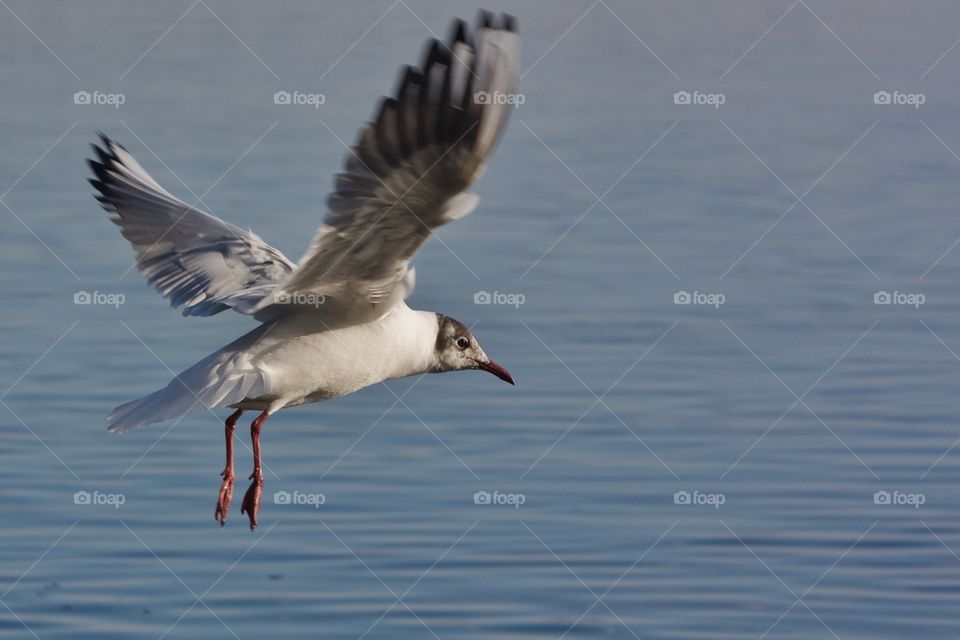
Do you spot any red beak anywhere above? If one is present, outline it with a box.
[476,359,515,385]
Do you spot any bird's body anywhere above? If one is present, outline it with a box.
[111,304,441,429]
[236,304,442,410]
[88,11,520,528]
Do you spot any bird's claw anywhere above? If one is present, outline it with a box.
[240,475,263,531]
[214,469,235,526]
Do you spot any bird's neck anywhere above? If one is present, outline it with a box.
[384,305,441,378]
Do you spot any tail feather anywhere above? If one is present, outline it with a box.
[106,384,204,433]
[106,348,267,433]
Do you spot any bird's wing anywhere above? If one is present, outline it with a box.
[259,12,519,326]
[88,134,297,318]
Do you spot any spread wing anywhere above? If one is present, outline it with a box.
[259,12,519,325]
[88,134,297,317]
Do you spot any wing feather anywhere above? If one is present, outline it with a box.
[88,134,296,318]
[262,13,519,325]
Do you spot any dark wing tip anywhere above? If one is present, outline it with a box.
[422,38,446,70]
[96,131,127,153]
[477,9,495,30]
[394,64,421,100]
[474,11,516,33]
[447,18,468,46]
[348,11,518,184]
[87,158,111,184]
[89,132,128,178]
[92,143,115,167]
[88,134,129,202]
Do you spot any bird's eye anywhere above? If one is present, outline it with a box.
[456,337,470,350]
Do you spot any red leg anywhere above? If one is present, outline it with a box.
[241,410,270,531]
[215,408,243,526]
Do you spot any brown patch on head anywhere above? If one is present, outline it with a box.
[435,314,472,352]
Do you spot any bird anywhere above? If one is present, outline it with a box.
[87,11,519,530]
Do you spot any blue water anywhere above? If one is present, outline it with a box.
[3,1,960,638]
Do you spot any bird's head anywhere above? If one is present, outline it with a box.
[432,314,514,384]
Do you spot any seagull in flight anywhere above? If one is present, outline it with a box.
[88,12,519,529]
